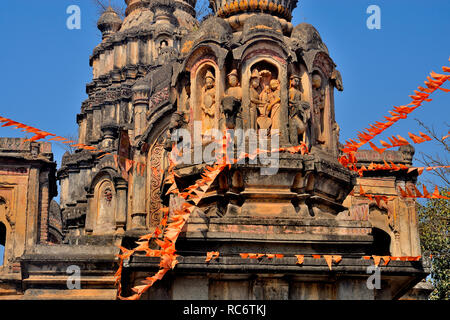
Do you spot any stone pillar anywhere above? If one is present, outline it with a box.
[39,171,50,244]
[115,179,128,234]
[131,79,151,229]
[132,79,151,140]
[85,193,95,234]
[25,167,40,249]
[100,123,119,151]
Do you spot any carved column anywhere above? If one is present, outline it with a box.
[101,123,119,151]
[115,178,128,234]
[39,171,50,244]
[85,192,95,235]
[131,79,151,229]
[132,79,151,140]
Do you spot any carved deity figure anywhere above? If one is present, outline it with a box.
[225,69,242,101]
[264,79,281,134]
[201,70,216,135]
[312,73,326,144]
[223,69,243,130]
[289,74,310,144]
[249,69,263,130]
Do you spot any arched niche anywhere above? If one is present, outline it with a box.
[368,205,396,256]
[93,178,116,235]
[241,50,289,143]
[190,59,223,137]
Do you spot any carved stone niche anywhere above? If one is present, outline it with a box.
[86,170,127,235]
[189,59,223,140]
[240,51,290,145]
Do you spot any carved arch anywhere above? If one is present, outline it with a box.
[86,169,125,235]
[368,204,396,255]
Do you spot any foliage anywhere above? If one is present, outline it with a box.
[415,120,449,300]
[417,188,450,300]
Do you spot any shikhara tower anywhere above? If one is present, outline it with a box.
[0,0,430,300]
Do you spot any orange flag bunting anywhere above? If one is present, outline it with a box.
[332,255,342,264]
[205,251,220,263]
[372,256,382,267]
[295,255,304,265]
[323,255,333,270]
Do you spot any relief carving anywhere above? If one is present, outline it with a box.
[249,69,263,130]
[225,69,242,101]
[312,73,326,144]
[289,74,310,145]
[222,69,242,129]
[149,143,165,227]
[260,79,281,134]
[201,70,216,136]
[250,68,281,133]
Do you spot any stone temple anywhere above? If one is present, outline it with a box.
[0,0,431,299]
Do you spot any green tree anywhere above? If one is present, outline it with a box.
[417,189,449,300]
[415,119,449,300]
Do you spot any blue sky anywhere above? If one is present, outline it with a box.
[0,1,449,260]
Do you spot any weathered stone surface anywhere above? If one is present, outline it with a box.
[0,0,428,300]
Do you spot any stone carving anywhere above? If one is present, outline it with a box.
[104,188,113,202]
[164,111,186,152]
[289,74,310,145]
[253,69,281,132]
[222,69,242,130]
[222,96,241,129]
[261,79,281,134]
[225,69,242,101]
[331,69,344,92]
[249,69,263,130]
[201,70,216,135]
[149,143,165,227]
[312,73,326,144]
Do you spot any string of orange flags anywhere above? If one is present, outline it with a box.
[342,64,450,154]
[356,161,450,177]
[353,185,449,206]
[207,252,420,270]
[368,131,433,154]
[339,60,450,171]
[398,185,450,200]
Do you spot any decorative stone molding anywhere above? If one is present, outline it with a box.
[213,0,298,21]
[97,7,123,40]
